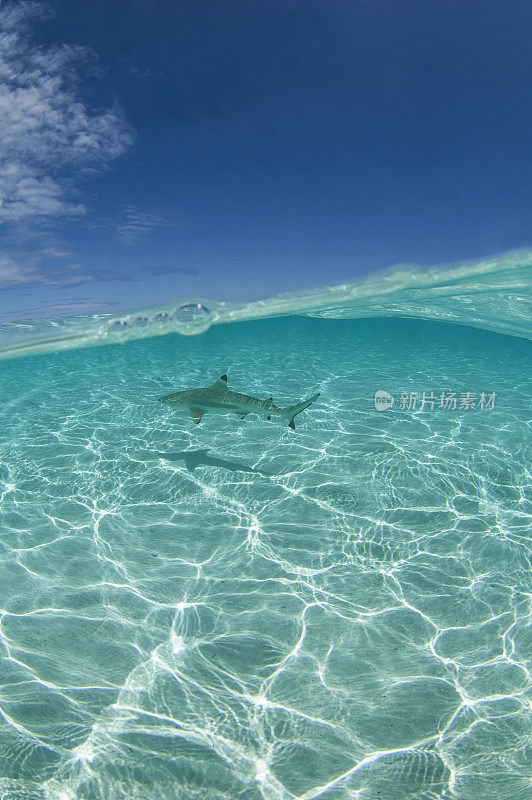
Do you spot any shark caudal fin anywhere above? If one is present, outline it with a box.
[282,393,320,430]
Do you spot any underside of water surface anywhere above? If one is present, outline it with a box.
[0,254,531,800]
[0,250,531,360]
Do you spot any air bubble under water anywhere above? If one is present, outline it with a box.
[171,303,212,335]
[107,305,212,339]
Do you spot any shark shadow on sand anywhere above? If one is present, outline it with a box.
[154,449,275,475]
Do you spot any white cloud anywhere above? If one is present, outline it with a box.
[115,205,176,245]
[0,253,33,286]
[0,251,95,289]
[88,204,177,245]
[0,1,132,223]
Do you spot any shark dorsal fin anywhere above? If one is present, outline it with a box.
[212,374,228,389]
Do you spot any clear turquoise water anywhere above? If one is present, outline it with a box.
[0,271,531,799]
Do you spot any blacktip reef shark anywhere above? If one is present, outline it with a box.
[159,374,320,429]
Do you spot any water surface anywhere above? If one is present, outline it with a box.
[0,256,530,800]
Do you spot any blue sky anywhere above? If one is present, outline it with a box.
[1,0,532,319]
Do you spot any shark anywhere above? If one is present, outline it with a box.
[159,374,320,429]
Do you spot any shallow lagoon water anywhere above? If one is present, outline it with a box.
[0,257,531,800]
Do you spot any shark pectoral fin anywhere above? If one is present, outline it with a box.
[289,419,296,430]
[190,407,206,424]
[237,413,247,419]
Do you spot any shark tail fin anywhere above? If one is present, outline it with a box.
[283,393,320,430]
